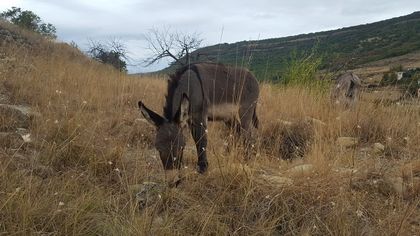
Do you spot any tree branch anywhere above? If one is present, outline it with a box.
[143,27,203,67]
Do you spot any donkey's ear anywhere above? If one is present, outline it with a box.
[138,101,165,127]
[176,94,190,127]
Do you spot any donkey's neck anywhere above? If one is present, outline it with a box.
[163,77,191,121]
[163,65,205,121]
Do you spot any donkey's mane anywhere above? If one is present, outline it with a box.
[163,65,193,119]
[163,63,227,119]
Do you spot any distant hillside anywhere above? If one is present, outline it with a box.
[169,11,420,80]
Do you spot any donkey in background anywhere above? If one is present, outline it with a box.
[331,72,362,108]
[139,63,259,173]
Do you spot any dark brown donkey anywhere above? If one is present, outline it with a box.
[138,63,259,173]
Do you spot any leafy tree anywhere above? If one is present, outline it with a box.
[1,7,57,38]
[88,40,128,72]
[38,23,56,38]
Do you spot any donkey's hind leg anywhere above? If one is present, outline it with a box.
[222,119,241,153]
[239,105,256,139]
[238,105,258,157]
[224,119,241,135]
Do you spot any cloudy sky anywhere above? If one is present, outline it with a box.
[1,0,420,73]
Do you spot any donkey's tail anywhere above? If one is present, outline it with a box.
[252,105,259,129]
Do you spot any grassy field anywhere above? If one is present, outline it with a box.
[1,22,419,235]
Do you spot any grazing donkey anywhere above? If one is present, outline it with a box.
[331,72,362,108]
[138,63,259,173]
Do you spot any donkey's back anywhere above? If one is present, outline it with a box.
[193,63,259,105]
[186,63,259,128]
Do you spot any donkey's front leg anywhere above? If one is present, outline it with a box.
[191,119,208,173]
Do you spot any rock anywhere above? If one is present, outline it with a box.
[260,175,293,187]
[401,160,420,179]
[152,216,164,227]
[403,136,410,145]
[14,128,33,143]
[385,177,405,195]
[372,142,385,153]
[277,119,293,126]
[288,164,314,175]
[129,181,164,209]
[0,104,31,131]
[0,104,39,132]
[135,118,150,125]
[210,164,253,176]
[32,164,55,179]
[0,93,9,104]
[412,177,420,196]
[305,116,327,126]
[21,133,32,143]
[334,167,358,175]
[360,147,372,152]
[337,137,359,148]
[380,174,420,198]
[0,104,39,117]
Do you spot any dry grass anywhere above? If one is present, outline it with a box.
[1,22,419,235]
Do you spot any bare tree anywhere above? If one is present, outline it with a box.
[144,27,203,67]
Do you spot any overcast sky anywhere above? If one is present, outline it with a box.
[1,0,420,73]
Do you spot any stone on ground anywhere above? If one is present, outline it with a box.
[337,137,359,148]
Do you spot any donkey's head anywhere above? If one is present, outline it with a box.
[138,95,189,170]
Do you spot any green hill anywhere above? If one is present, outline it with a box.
[175,11,420,80]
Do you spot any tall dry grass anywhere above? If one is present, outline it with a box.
[1,22,419,235]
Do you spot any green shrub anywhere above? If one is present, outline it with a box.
[282,50,321,86]
[389,64,404,72]
[402,72,420,97]
[278,49,329,93]
[380,72,398,86]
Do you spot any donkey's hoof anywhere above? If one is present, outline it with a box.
[197,162,208,174]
